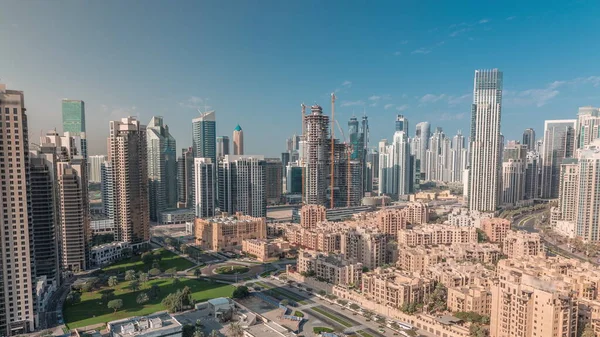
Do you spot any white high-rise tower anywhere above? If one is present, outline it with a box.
[468,69,503,212]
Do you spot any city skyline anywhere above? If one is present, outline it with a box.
[2,1,600,157]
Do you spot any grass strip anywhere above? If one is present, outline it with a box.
[312,307,353,327]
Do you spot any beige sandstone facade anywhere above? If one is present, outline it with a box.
[195,213,266,251]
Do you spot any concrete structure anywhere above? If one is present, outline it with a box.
[192,111,216,162]
[502,230,544,259]
[90,218,115,235]
[575,140,600,241]
[233,124,244,155]
[480,218,510,243]
[88,155,106,183]
[303,105,330,206]
[576,106,600,149]
[378,130,411,196]
[541,119,576,198]
[218,155,266,217]
[195,213,266,251]
[300,204,326,229]
[147,116,177,222]
[90,242,130,267]
[558,159,579,222]
[158,208,195,225]
[468,69,503,212]
[362,268,435,309]
[241,239,290,262]
[194,158,215,218]
[108,117,150,244]
[297,250,363,286]
[265,158,283,205]
[398,224,478,247]
[340,227,388,269]
[177,147,194,208]
[108,312,182,337]
[216,135,230,159]
[447,286,491,317]
[62,99,87,160]
[0,84,36,334]
[401,201,429,224]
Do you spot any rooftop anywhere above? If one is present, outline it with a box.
[109,312,181,337]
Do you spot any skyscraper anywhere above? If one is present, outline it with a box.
[0,84,35,334]
[101,161,114,219]
[88,155,106,183]
[303,105,330,206]
[468,69,503,212]
[522,128,535,150]
[265,158,283,205]
[414,122,430,165]
[395,114,409,133]
[218,155,266,217]
[575,106,600,149]
[524,151,540,200]
[501,142,527,205]
[146,116,177,221]
[193,158,215,218]
[540,119,576,198]
[62,99,87,160]
[108,117,149,243]
[450,131,466,182]
[177,147,194,208]
[216,136,230,159]
[378,131,411,196]
[575,140,600,241]
[233,124,244,155]
[192,111,216,162]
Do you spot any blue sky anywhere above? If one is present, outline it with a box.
[2,0,599,156]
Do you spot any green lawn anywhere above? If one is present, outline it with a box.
[214,265,249,275]
[64,278,233,329]
[102,249,195,274]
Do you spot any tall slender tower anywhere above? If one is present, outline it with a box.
[468,69,503,212]
[108,117,149,243]
[540,120,576,198]
[216,136,230,159]
[62,99,87,160]
[522,128,536,150]
[0,84,35,334]
[218,155,266,217]
[193,158,215,218]
[575,140,600,241]
[192,111,216,162]
[395,114,409,134]
[233,125,244,155]
[303,105,330,206]
[146,116,177,221]
[177,147,194,208]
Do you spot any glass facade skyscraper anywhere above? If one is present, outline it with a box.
[62,99,87,159]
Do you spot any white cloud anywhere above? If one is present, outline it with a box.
[400,40,409,45]
[506,16,516,20]
[368,95,381,101]
[478,19,489,24]
[507,76,600,107]
[384,104,395,110]
[420,93,447,103]
[450,28,470,37]
[448,94,471,105]
[396,104,409,112]
[411,48,431,55]
[340,100,365,107]
[439,112,466,121]
[394,51,402,56]
[179,96,206,109]
[342,81,352,87]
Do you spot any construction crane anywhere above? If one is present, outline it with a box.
[301,103,306,204]
[330,93,336,209]
[335,119,354,207]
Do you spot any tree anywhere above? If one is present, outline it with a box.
[125,270,137,281]
[280,299,289,306]
[101,291,115,304]
[148,284,161,299]
[165,268,177,277]
[80,280,96,293]
[227,323,244,337]
[194,268,202,279]
[129,280,141,292]
[180,244,189,255]
[349,303,360,310]
[232,286,250,299]
[108,276,119,287]
[318,290,326,296]
[193,330,205,337]
[582,323,595,337]
[162,287,194,313]
[142,252,154,265]
[136,292,149,304]
[139,273,149,284]
[173,278,181,287]
[362,266,369,273]
[66,291,81,305]
[149,268,162,276]
[209,330,219,337]
[108,299,123,313]
[425,283,447,314]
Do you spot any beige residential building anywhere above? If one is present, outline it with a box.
[0,84,36,334]
[502,230,544,259]
[108,117,149,244]
[297,250,362,286]
[397,224,478,247]
[362,268,434,308]
[233,124,244,155]
[481,218,510,243]
[340,227,388,269]
[195,213,266,251]
[398,244,501,274]
[427,261,493,289]
[372,208,408,237]
[300,204,327,229]
[447,285,491,316]
[558,159,579,222]
[242,238,290,262]
[401,201,429,224]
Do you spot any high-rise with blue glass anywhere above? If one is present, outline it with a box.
[62,99,87,160]
[192,111,216,162]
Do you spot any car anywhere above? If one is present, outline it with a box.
[378,329,385,333]
[352,313,357,316]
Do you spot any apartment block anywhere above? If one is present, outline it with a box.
[300,204,327,229]
[401,202,429,224]
[447,286,491,317]
[397,224,478,247]
[195,213,266,251]
[242,239,290,262]
[502,230,544,259]
[297,250,363,286]
[426,261,493,289]
[481,218,511,243]
[397,244,501,274]
[340,227,388,269]
[361,268,435,309]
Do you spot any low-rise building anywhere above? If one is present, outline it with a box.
[480,217,511,243]
[90,218,115,235]
[447,285,491,316]
[397,224,478,247]
[446,208,494,228]
[297,250,362,286]
[502,230,544,259]
[90,242,131,267]
[242,238,290,262]
[361,268,435,308]
[555,220,577,239]
[108,312,182,337]
[195,213,266,251]
[159,208,195,225]
[426,261,493,288]
[398,245,501,274]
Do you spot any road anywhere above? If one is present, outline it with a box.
[258,278,432,337]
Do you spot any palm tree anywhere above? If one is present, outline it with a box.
[136,292,149,304]
[209,330,219,337]
[193,330,205,337]
[194,268,202,279]
[108,276,119,287]
[227,323,244,337]
[130,280,141,292]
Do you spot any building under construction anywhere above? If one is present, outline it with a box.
[302,103,363,208]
